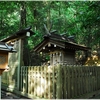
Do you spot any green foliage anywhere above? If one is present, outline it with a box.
[0,1,20,39]
[0,1,100,50]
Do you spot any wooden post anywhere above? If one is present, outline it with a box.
[17,39,23,91]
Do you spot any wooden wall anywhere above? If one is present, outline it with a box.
[2,40,20,90]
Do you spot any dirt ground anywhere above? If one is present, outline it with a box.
[1,90,30,99]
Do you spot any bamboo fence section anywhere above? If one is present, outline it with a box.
[2,65,100,99]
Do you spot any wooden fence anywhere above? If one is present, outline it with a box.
[18,65,100,99]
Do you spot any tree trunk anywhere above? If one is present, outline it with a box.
[19,1,30,66]
[20,1,27,28]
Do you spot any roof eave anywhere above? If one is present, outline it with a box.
[33,37,91,53]
[0,27,35,42]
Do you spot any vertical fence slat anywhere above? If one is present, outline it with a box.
[94,67,97,91]
[67,66,71,99]
[43,66,46,98]
[55,65,57,99]
[87,67,89,93]
[48,67,51,99]
[74,66,77,97]
[46,66,49,98]
[85,67,88,93]
[84,67,86,94]
[98,67,100,89]
[36,66,38,96]
[81,66,84,94]
[53,66,56,99]
[97,67,100,89]
[91,67,93,91]
[42,66,45,98]
[82,67,85,94]
[30,66,32,95]
[40,66,42,98]
[20,66,23,91]
[33,66,36,96]
[77,67,80,96]
[88,67,90,93]
[57,64,63,99]
[22,66,25,93]
[50,66,53,99]
[95,67,98,91]
[63,65,67,98]
[93,67,95,91]
[79,66,82,95]
[26,66,28,93]
[81,66,84,95]
[28,66,30,94]
[90,67,92,92]
[71,66,74,98]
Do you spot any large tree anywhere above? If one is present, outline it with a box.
[1,1,100,65]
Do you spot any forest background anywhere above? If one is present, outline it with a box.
[0,1,100,65]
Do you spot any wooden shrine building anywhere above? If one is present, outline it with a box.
[0,27,34,66]
[1,27,35,91]
[34,32,91,65]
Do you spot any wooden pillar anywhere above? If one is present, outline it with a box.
[17,39,23,90]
